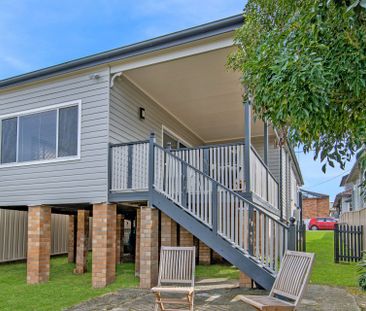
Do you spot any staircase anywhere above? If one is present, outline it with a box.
[150,144,288,290]
[110,140,288,289]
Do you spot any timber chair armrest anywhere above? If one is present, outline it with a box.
[151,246,196,311]
[151,286,194,294]
[239,250,315,311]
[239,295,295,311]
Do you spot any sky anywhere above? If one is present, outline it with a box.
[0,0,354,201]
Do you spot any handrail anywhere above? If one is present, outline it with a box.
[110,140,149,148]
[154,143,284,226]
[170,141,245,152]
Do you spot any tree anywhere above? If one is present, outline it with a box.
[228,0,366,174]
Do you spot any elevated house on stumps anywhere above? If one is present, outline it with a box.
[0,15,303,290]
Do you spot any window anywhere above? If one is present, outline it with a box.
[162,128,189,149]
[0,102,80,165]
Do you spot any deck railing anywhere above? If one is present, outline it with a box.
[172,143,245,191]
[110,140,149,192]
[153,144,287,274]
[250,147,279,209]
[109,139,279,210]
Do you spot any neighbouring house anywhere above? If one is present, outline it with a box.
[0,15,303,290]
[333,149,365,216]
[301,189,330,219]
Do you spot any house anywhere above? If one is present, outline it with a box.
[0,15,303,290]
[333,150,365,215]
[301,189,330,219]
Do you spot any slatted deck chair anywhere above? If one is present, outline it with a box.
[151,246,196,311]
[239,251,315,311]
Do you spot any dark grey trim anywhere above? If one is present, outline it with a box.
[0,14,244,90]
[127,145,133,189]
[109,191,149,202]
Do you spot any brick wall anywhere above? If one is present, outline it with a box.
[303,197,330,219]
[27,205,51,284]
[92,203,116,288]
[139,207,159,288]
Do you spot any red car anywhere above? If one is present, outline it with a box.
[308,217,338,230]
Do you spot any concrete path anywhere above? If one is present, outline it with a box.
[67,279,363,311]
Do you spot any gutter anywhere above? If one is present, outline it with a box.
[0,14,244,90]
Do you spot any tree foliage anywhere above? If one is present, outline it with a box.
[228,0,366,172]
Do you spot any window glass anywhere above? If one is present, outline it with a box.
[163,132,178,149]
[163,131,188,149]
[58,106,78,157]
[1,118,17,164]
[1,104,79,165]
[18,110,57,162]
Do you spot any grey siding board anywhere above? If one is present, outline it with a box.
[0,69,110,206]
[109,77,203,146]
[252,136,281,181]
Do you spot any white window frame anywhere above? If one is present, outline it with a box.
[161,125,192,148]
[0,100,82,168]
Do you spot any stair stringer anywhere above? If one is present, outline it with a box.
[151,190,276,290]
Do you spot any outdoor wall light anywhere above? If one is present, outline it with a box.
[139,107,146,120]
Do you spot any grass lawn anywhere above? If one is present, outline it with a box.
[0,255,138,311]
[0,254,238,311]
[307,230,359,288]
[0,231,360,310]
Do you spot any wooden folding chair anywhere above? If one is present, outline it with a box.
[239,251,315,311]
[151,246,196,311]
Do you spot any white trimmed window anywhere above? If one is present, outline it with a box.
[0,101,80,165]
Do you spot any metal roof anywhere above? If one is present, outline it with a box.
[0,14,244,90]
[300,189,329,199]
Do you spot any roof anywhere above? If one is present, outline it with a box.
[333,189,352,208]
[300,189,329,199]
[0,14,244,90]
[340,174,349,187]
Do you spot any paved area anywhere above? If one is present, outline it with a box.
[67,279,364,311]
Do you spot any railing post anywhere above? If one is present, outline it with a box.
[148,133,156,205]
[287,217,296,251]
[244,99,254,255]
[264,122,269,202]
[127,144,133,189]
[244,100,251,193]
[212,182,218,234]
[334,223,339,263]
[108,143,112,194]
